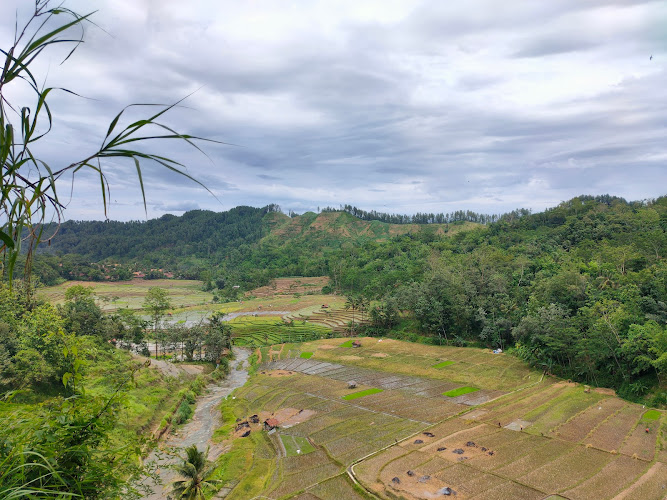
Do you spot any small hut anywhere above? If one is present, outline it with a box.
[264,418,279,431]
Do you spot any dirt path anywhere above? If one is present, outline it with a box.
[142,347,250,499]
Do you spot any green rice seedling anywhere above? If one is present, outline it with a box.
[443,386,479,397]
[342,388,384,400]
[642,409,661,421]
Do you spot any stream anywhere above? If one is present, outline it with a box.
[142,347,250,499]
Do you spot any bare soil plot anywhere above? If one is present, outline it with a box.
[555,398,627,442]
[354,446,409,489]
[562,455,650,500]
[585,404,645,452]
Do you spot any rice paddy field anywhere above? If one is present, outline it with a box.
[36,277,349,337]
[214,337,666,499]
[35,278,667,498]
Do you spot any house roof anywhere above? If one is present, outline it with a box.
[265,418,279,427]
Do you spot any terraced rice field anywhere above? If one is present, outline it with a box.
[289,309,370,334]
[214,338,666,499]
[230,316,334,347]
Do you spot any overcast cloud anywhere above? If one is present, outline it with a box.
[1,0,666,220]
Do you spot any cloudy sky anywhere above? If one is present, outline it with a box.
[1,0,666,221]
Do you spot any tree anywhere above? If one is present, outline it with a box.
[0,1,215,287]
[205,313,232,366]
[60,285,103,336]
[143,287,172,355]
[170,445,220,500]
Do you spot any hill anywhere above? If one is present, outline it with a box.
[32,206,480,285]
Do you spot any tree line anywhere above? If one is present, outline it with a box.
[320,203,533,225]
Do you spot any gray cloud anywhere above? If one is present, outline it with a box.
[1,0,666,221]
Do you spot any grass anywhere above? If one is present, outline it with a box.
[642,409,661,421]
[443,386,479,397]
[433,360,455,368]
[281,434,316,456]
[342,388,384,400]
[300,352,314,359]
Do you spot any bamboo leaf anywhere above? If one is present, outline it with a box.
[0,230,14,249]
[133,157,147,216]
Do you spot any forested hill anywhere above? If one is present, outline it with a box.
[39,205,275,261]
[42,206,476,259]
[34,205,479,278]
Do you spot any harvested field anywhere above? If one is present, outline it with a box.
[562,455,650,499]
[493,439,574,478]
[307,475,369,500]
[249,277,330,298]
[555,398,627,442]
[217,337,664,499]
[611,462,667,499]
[618,416,661,460]
[520,446,612,492]
[585,404,645,452]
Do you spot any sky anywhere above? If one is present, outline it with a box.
[1,0,666,221]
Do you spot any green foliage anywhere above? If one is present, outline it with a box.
[144,287,171,331]
[174,400,194,425]
[170,444,220,500]
[642,409,661,421]
[0,364,153,499]
[341,388,383,400]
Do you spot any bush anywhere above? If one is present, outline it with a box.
[173,400,194,424]
[178,389,196,404]
[190,376,206,395]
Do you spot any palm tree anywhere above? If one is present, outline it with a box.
[170,445,220,500]
[344,295,360,325]
[358,296,370,323]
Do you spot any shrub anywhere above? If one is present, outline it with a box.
[174,400,194,424]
